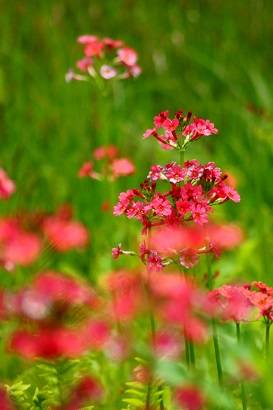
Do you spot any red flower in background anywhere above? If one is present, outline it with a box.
[10,327,88,359]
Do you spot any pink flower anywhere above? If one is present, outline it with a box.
[164,163,185,183]
[175,385,205,410]
[77,35,98,44]
[147,251,163,272]
[3,231,41,266]
[148,164,163,181]
[162,117,179,131]
[32,271,97,308]
[191,203,209,225]
[100,65,117,79]
[113,189,135,216]
[209,285,254,322]
[0,168,16,200]
[146,194,172,217]
[127,64,142,78]
[112,244,123,259]
[152,330,181,359]
[179,248,199,269]
[143,128,157,139]
[209,182,240,203]
[107,270,142,322]
[111,158,135,178]
[43,215,89,252]
[117,47,138,66]
[76,57,93,71]
[78,161,93,178]
[183,117,218,141]
[103,37,123,48]
[93,145,119,160]
[154,111,169,128]
[82,38,104,57]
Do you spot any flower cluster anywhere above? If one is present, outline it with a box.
[114,159,240,230]
[66,35,141,82]
[0,206,89,271]
[1,271,109,360]
[79,144,135,181]
[144,110,218,150]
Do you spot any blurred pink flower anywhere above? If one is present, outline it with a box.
[111,158,135,178]
[0,168,15,200]
[43,215,89,252]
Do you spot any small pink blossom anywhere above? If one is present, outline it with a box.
[78,161,93,178]
[175,385,205,410]
[117,47,138,66]
[183,117,218,141]
[0,168,16,200]
[111,158,135,178]
[76,57,93,71]
[100,65,117,79]
[43,215,89,252]
[147,251,163,272]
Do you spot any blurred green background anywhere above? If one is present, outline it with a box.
[1,0,273,283]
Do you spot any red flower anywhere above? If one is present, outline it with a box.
[0,387,14,410]
[60,376,103,410]
[10,327,88,359]
[175,385,205,410]
[78,161,93,178]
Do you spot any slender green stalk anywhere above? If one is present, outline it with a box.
[179,149,185,166]
[145,383,151,409]
[212,320,223,386]
[184,333,190,368]
[265,321,271,357]
[236,323,247,410]
[207,255,223,386]
[189,341,196,367]
[206,254,213,291]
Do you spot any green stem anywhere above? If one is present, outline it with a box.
[189,341,195,367]
[206,254,213,290]
[179,149,185,166]
[212,319,223,386]
[145,383,151,409]
[184,334,190,368]
[236,323,247,410]
[265,322,271,357]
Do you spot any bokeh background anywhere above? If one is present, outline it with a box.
[1,0,273,284]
